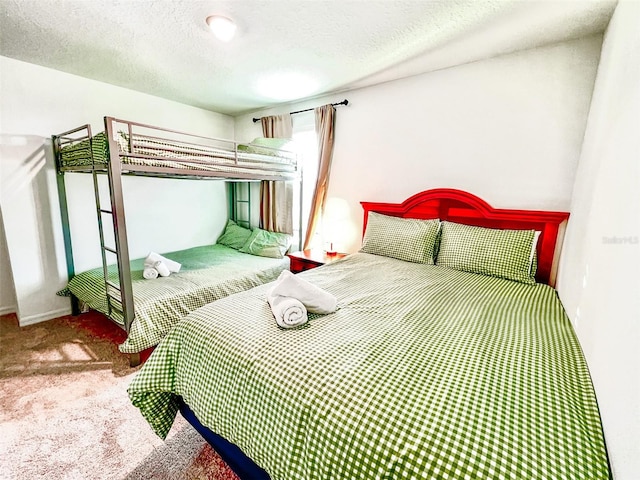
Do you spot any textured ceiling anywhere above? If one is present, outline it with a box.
[0,0,617,116]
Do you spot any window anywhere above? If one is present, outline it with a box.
[292,113,319,250]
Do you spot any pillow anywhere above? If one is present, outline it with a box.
[360,212,441,264]
[237,137,294,157]
[216,219,253,250]
[240,228,292,259]
[435,221,538,284]
[530,231,541,276]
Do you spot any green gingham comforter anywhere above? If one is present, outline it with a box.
[64,244,288,353]
[128,253,610,480]
[59,131,297,174]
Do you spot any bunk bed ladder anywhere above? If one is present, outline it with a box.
[89,162,123,324]
[229,178,304,251]
[97,117,135,333]
[230,182,251,228]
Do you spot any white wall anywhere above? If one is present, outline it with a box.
[236,35,602,253]
[0,56,234,326]
[557,2,640,479]
[0,209,17,315]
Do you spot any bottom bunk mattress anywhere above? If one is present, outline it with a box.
[62,244,289,353]
[128,253,610,480]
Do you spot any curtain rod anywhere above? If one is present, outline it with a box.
[252,99,349,123]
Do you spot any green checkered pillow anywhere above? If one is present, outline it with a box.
[240,228,292,258]
[360,212,440,264]
[436,221,538,284]
[237,137,294,157]
[217,219,253,250]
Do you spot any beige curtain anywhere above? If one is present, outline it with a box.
[261,114,292,138]
[260,114,293,234]
[303,104,336,250]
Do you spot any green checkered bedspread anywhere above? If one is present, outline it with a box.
[58,131,297,175]
[64,244,288,353]
[128,253,610,480]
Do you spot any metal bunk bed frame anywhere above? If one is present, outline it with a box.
[53,116,302,364]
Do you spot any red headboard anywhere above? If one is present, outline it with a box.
[361,188,569,286]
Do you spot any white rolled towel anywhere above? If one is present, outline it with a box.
[143,267,158,280]
[153,261,171,277]
[145,252,181,273]
[270,270,337,314]
[267,294,308,329]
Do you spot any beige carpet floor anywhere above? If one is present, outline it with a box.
[0,313,239,480]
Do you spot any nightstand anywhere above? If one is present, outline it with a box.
[287,249,347,273]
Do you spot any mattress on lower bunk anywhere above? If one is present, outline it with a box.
[58,132,297,176]
[64,244,289,353]
[128,253,610,480]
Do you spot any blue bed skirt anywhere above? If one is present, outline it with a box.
[177,397,271,480]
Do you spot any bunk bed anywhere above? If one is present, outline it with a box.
[128,189,611,479]
[53,116,302,365]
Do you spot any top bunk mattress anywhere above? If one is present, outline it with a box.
[58,131,298,179]
[63,244,289,353]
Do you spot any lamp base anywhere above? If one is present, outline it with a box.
[325,242,337,256]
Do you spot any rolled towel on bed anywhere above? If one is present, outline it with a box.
[145,252,181,273]
[270,270,337,314]
[143,267,159,280]
[153,261,171,277]
[267,294,308,329]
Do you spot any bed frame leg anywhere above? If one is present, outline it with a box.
[71,295,81,316]
[129,353,141,367]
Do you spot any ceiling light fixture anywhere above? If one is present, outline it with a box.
[206,15,237,42]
